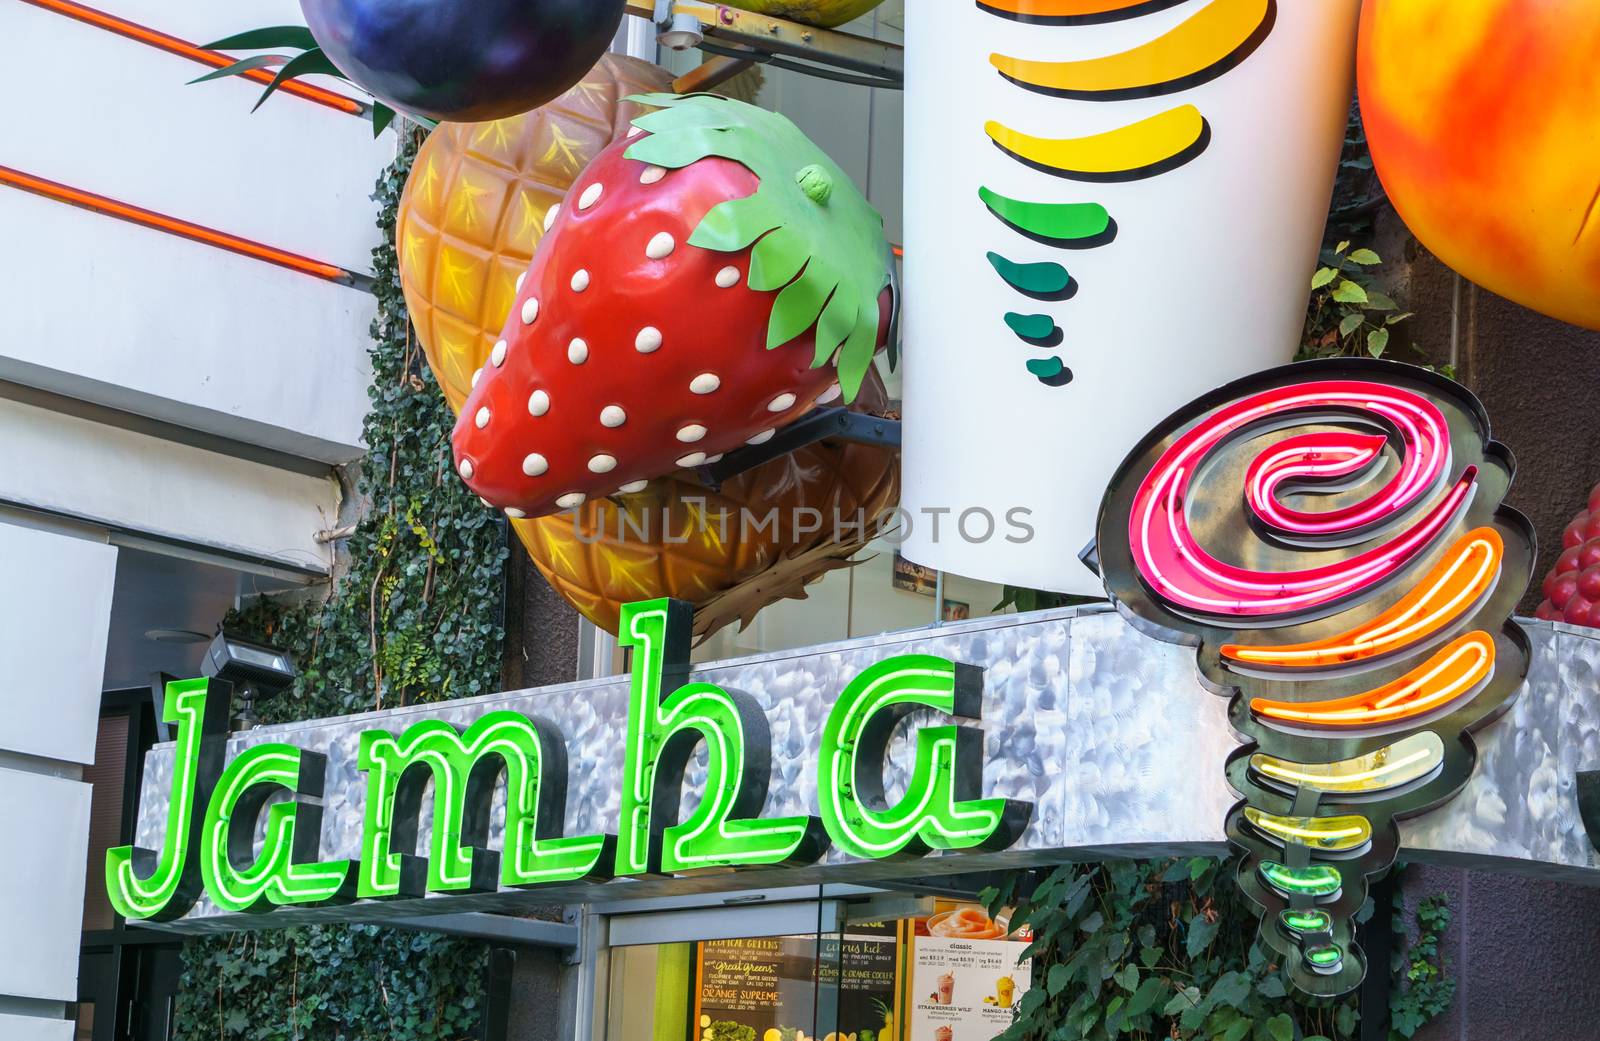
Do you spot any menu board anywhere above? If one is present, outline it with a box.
[906,905,1031,1041]
[695,925,900,1041]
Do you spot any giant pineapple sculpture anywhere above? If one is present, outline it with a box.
[1095,360,1535,995]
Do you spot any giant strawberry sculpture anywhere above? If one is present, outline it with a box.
[451,93,897,518]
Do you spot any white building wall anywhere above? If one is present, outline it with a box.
[0,0,391,1032]
[0,0,390,465]
[0,522,116,1037]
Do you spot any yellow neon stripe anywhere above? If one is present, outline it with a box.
[1243,808,1373,852]
[990,0,1271,97]
[985,105,1204,177]
[1250,733,1444,794]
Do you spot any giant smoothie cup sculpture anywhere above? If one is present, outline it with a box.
[1094,358,1535,996]
[900,0,1364,594]
[451,94,898,521]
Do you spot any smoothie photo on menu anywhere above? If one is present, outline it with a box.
[936,973,954,1007]
[924,906,1009,940]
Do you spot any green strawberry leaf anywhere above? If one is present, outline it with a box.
[691,195,779,253]
[750,227,809,292]
[623,93,895,402]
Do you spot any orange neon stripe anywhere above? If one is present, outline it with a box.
[1249,631,1496,729]
[0,164,355,284]
[1222,529,1504,670]
[20,0,364,115]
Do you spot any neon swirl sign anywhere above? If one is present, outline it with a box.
[1096,359,1535,998]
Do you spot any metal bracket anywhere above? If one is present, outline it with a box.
[696,408,901,489]
[625,1,903,90]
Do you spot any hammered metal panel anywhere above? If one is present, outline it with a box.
[129,611,1600,932]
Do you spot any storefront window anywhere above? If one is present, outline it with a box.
[597,901,1032,1041]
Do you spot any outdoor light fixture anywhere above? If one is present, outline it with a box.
[657,13,703,50]
[200,632,297,731]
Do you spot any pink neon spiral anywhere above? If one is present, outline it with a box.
[1127,380,1476,620]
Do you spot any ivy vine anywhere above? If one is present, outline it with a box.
[983,859,1456,1041]
[172,124,506,1041]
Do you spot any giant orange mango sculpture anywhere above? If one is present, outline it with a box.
[1358,0,1600,330]
[398,54,901,639]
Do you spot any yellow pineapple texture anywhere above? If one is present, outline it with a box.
[398,54,673,412]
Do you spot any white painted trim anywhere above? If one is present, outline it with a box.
[0,395,339,573]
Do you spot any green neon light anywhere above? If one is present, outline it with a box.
[1259,861,1342,898]
[357,711,611,899]
[200,744,353,913]
[111,599,1038,920]
[817,656,1030,859]
[1280,909,1332,934]
[105,677,229,922]
[615,599,824,875]
[1304,945,1344,972]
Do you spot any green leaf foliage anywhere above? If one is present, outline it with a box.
[252,47,343,111]
[623,93,895,402]
[174,127,506,1041]
[188,54,291,86]
[202,25,320,51]
[980,859,1455,1041]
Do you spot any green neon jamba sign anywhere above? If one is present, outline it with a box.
[107,599,1033,922]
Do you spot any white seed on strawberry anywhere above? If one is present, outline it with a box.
[505,507,527,518]
[818,383,842,405]
[716,267,740,288]
[543,205,560,231]
[619,479,649,493]
[601,405,627,428]
[516,272,527,292]
[748,429,776,445]
[578,183,603,210]
[635,327,663,353]
[647,232,675,259]
[459,459,475,479]
[528,390,550,416]
[471,367,483,388]
[491,340,508,367]
[677,452,707,468]
[690,374,720,395]
[568,339,589,365]
[640,166,666,185]
[521,298,540,324]
[523,453,548,477]
[588,454,617,474]
[571,269,590,292]
[677,424,707,443]
[557,492,586,508]
[705,454,724,464]
[475,406,491,429]
[768,393,797,412]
